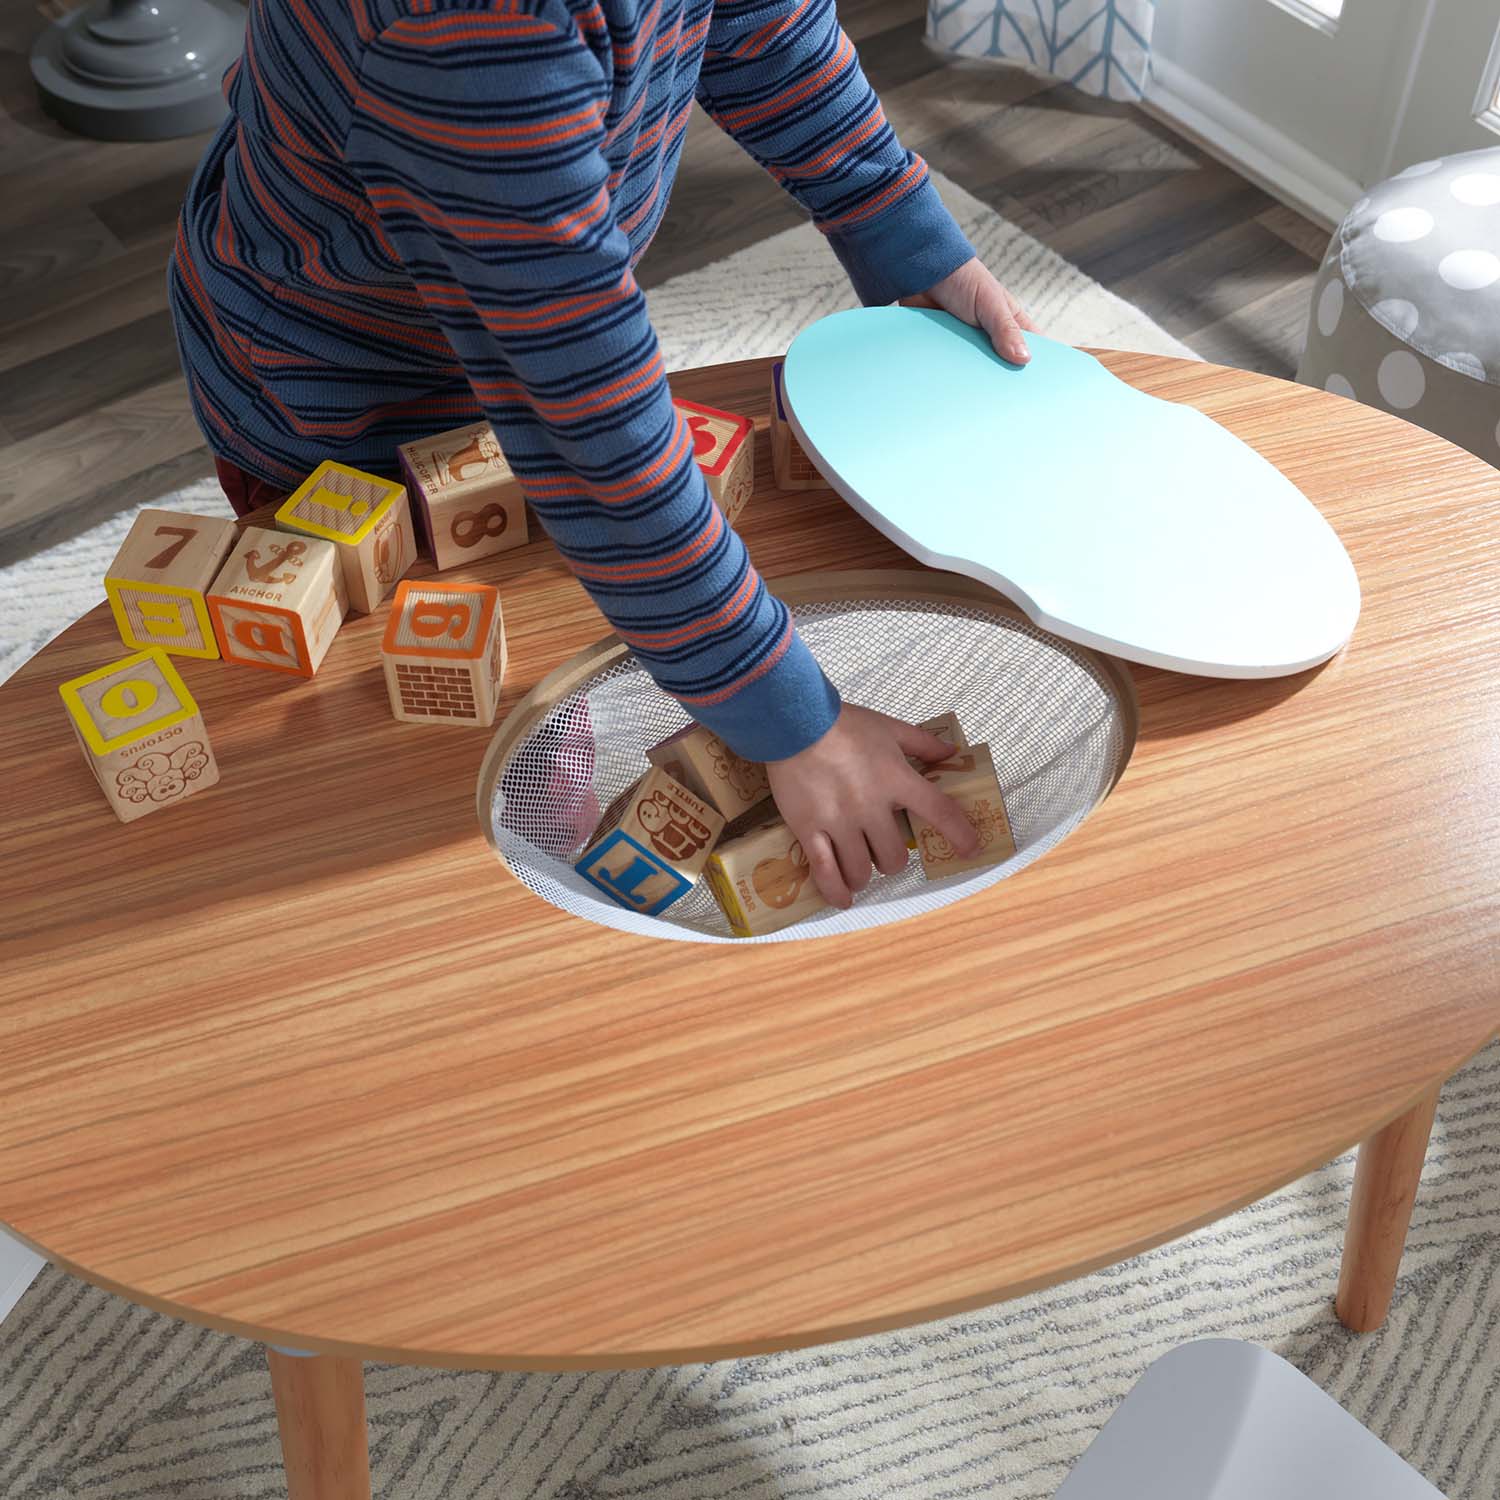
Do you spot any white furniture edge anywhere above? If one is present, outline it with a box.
[1144,55,1360,229]
[0,1226,45,1325]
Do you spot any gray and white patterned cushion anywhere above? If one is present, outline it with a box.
[1298,146,1500,467]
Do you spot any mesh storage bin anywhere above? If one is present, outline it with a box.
[479,574,1137,943]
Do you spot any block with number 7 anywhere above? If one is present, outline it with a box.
[381,580,507,727]
[104,509,238,659]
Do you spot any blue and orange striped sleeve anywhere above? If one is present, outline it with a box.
[344,4,840,762]
[696,0,976,305]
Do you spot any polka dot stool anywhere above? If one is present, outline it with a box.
[1298,146,1500,467]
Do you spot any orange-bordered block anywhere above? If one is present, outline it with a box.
[206,526,347,678]
[275,461,416,613]
[103,508,238,659]
[58,647,220,824]
[673,396,754,526]
[381,579,507,727]
[397,421,530,572]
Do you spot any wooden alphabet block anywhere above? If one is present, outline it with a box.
[104,508,238,659]
[206,526,347,678]
[58,647,219,823]
[397,422,530,572]
[674,397,754,525]
[575,766,725,916]
[275,461,416,613]
[769,361,825,492]
[909,741,1016,880]
[381,580,507,727]
[645,723,770,821]
[704,804,826,937]
[915,711,968,749]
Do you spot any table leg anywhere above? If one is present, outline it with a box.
[266,1346,372,1500]
[1335,1083,1442,1333]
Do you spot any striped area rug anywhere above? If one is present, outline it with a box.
[3,173,1496,1498]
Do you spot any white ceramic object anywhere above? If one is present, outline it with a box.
[782,308,1361,677]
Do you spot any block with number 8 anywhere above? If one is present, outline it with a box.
[398,421,530,572]
[104,509,238,659]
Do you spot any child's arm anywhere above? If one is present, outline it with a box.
[696,0,1036,364]
[346,9,837,765]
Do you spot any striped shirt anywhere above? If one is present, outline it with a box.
[169,0,974,759]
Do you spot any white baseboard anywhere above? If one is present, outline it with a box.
[0,1227,46,1324]
[1144,55,1362,230]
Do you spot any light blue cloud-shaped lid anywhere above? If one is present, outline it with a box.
[783,308,1360,677]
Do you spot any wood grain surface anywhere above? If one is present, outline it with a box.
[1,354,1497,1372]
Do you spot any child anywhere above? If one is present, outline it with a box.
[170,0,1036,907]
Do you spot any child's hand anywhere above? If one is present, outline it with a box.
[901,256,1039,367]
[765,705,980,909]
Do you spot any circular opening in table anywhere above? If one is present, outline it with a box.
[478,574,1138,943]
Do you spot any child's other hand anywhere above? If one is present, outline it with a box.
[765,704,980,910]
[901,256,1038,367]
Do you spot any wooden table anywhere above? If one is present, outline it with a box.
[2,354,1497,1499]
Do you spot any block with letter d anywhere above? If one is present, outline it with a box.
[206,526,347,678]
[381,579,507,727]
[574,765,725,916]
[275,461,416,613]
[104,508,238,659]
[58,647,219,824]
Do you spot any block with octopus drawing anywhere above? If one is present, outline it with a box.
[275,461,416,613]
[908,741,1016,880]
[381,580,507,728]
[397,422,530,572]
[574,765,726,917]
[673,397,754,526]
[207,526,347,679]
[58,647,219,824]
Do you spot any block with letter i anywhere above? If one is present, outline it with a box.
[207,526,347,678]
[674,397,754,526]
[59,647,219,824]
[575,766,725,917]
[275,461,416,612]
[909,741,1017,880]
[381,580,507,727]
[104,508,237,659]
[397,421,530,572]
[769,361,825,492]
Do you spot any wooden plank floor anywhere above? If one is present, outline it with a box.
[0,3,1327,568]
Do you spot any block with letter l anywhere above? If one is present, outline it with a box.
[104,508,238,659]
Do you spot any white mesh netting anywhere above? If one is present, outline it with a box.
[483,593,1134,943]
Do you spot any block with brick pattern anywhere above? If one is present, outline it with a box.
[381,580,507,727]
[769,361,826,492]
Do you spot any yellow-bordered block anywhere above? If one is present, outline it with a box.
[103,509,238,659]
[275,461,416,613]
[59,647,220,824]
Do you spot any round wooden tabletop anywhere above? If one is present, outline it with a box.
[1,354,1497,1373]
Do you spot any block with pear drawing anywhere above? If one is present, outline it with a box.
[397,421,530,572]
[381,580,507,727]
[206,526,347,678]
[909,741,1016,880]
[703,802,826,937]
[645,722,770,821]
[103,509,238,659]
[575,765,725,916]
[275,461,416,612]
[59,647,219,824]
[673,396,754,525]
